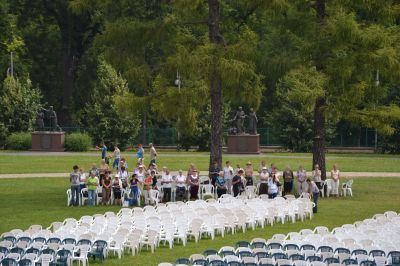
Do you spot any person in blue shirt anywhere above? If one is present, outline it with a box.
[137,144,144,164]
[96,143,107,159]
[215,171,227,198]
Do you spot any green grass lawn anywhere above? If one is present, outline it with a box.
[0,152,399,174]
[0,177,399,265]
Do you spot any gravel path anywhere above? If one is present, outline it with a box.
[1,171,399,179]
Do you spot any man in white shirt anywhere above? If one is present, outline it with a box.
[112,145,121,169]
[223,161,234,194]
[175,169,187,201]
[149,143,157,164]
[161,169,173,202]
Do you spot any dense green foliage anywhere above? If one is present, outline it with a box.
[77,60,140,149]
[0,76,41,146]
[64,132,92,151]
[5,132,31,150]
[1,0,400,152]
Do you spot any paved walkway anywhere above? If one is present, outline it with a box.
[1,172,400,179]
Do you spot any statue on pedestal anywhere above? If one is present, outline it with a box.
[232,106,246,134]
[38,106,62,131]
[248,107,258,135]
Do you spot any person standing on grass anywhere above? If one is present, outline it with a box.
[258,167,269,195]
[129,174,140,206]
[232,169,244,197]
[112,144,121,169]
[223,161,234,194]
[112,174,123,205]
[188,169,200,199]
[118,166,129,188]
[297,165,308,196]
[312,164,322,195]
[86,171,99,206]
[330,164,340,196]
[137,144,144,164]
[101,171,112,205]
[175,170,187,201]
[78,168,86,204]
[244,161,254,186]
[216,171,227,198]
[307,178,320,213]
[209,160,220,186]
[149,143,157,164]
[96,142,108,162]
[161,169,173,202]
[282,166,294,196]
[70,165,80,206]
[143,174,153,205]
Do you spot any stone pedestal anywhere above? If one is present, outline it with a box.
[31,131,65,152]
[226,134,260,154]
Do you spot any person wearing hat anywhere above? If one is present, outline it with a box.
[244,161,254,186]
[112,172,123,205]
[175,169,187,201]
[258,167,269,195]
[232,168,244,197]
[283,166,294,196]
[188,169,200,199]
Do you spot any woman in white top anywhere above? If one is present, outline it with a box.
[330,164,340,196]
[161,170,173,202]
[175,170,187,201]
[297,165,308,196]
[312,164,322,194]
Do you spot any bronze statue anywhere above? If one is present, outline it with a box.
[36,110,45,130]
[248,107,258,135]
[232,106,246,134]
[41,106,62,131]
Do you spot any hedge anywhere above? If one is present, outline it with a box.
[5,132,32,150]
[64,133,92,152]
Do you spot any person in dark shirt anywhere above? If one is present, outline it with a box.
[209,160,220,186]
[232,169,244,197]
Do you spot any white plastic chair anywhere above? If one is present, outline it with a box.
[71,245,91,266]
[80,188,89,206]
[201,184,215,200]
[66,189,72,206]
[342,180,353,197]
[149,189,160,205]
[325,179,333,197]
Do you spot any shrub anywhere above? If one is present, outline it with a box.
[64,133,92,152]
[5,132,32,150]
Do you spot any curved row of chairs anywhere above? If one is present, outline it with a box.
[159,211,400,266]
[1,195,314,266]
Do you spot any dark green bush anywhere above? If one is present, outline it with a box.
[5,132,32,150]
[64,133,92,152]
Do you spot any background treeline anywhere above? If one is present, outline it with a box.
[1,0,400,153]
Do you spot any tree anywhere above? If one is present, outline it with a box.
[0,76,41,145]
[78,59,140,149]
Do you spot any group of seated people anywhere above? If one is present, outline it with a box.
[69,158,342,207]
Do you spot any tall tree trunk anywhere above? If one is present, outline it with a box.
[312,0,327,179]
[312,97,326,180]
[60,49,76,126]
[208,0,223,170]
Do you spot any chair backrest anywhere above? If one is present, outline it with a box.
[307,256,323,262]
[175,257,190,264]
[343,259,358,266]
[369,250,385,257]
[18,259,32,266]
[1,258,18,266]
[203,249,219,256]
[235,241,250,248]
